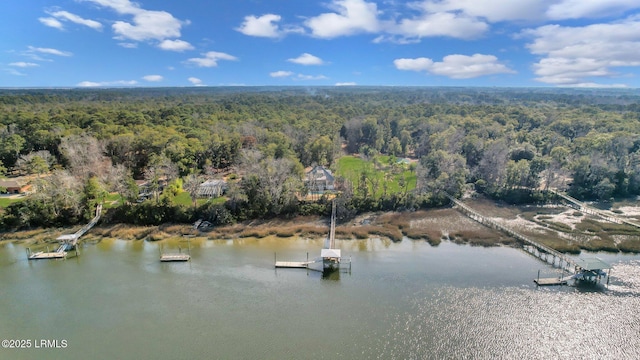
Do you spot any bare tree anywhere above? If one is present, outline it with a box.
[60,134,111,181]
[15,150,54,176]
[107,164,138,204]
[144,154,178,202]
[33,170,82,218]
[183,174,201,209]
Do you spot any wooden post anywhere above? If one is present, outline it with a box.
[607,268,611,287]
[537,269,540,285]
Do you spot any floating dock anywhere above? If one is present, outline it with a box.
[28,251,67,260]
[534,278,567,286]
[275,260,316,268]
[160,253,191,262]
[159,238,191,262]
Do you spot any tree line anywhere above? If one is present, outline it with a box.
[1,87,639,230]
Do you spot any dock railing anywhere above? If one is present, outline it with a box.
[444,193,576,270]
[547,189,640,229]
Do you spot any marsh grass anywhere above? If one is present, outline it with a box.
[618,239,640,253]
[581,238,618,252]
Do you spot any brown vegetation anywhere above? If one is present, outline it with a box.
[3,196,640,254]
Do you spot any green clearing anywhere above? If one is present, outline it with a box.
[0,196,24,208]
[173,191,225,207]
[336,155,417,196]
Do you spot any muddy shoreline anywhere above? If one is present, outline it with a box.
[3,198,640,254]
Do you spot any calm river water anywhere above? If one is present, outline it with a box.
[1,236,639,359]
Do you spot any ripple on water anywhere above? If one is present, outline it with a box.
[371,263,640,360]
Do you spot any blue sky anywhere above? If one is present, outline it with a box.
[2,0,640,88]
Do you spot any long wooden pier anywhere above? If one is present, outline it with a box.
[548,189,640,229]
[275,199,350,273]
[445,193,576,271]
[56,204,103,247]
[28,204,102,260]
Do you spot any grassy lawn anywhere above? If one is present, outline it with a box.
[174,191,225,207]
[336,155,416,196]
[0,196,24,208]
[103,193,124,209]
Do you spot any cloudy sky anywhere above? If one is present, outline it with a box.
[2,0,640,88]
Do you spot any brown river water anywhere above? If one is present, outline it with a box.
[1,237,639,359]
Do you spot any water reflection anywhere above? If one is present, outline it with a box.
[0,238,639,359]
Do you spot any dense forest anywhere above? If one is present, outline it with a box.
[1,87,639,230]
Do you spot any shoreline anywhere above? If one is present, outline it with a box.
[3,200,640,254]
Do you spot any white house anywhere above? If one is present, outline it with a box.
[305,166,335,193]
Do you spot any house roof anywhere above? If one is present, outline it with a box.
[200,179,226,187]
[306,166,334,182]
[0,179,26,188]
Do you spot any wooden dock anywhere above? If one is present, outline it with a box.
[534,277,568,286]
[160,254,191,262]
[28,251,67,260]
[275,260,316,268]
[445,193,576,272]
[548,189,640,229]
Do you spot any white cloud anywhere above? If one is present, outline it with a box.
[296,74,328,80]
[547,0,640,20]
[391,12,488,41]
[77,80,138,87]
[49,10,103,30]
[335,82,357,86]
[394,57,434,71]
[27,46,72,57]
[568,82,629,88]
[39,17,64,30]
[287,53,324,65]
[236,14,281,38]
[394,54,515,79]
[143,75,163,82]
[523,18,640,85]
[9,62,40,68]
[410,0,640,23]
[417,0,548,22]
[118,42,138,48]
[270,71,294,78]
[305,0,380,38]
[112,11,183,41]
[185,51,237,67]
[188,77,203,85]
[84,0,139,14]
[84,0,188,43]
[158,39,194,52]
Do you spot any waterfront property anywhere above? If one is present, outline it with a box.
[275,199,351,273]
[197,179,227,198]
[27,204,102,260]
[446,194,612,287]
[304,165,335,194]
